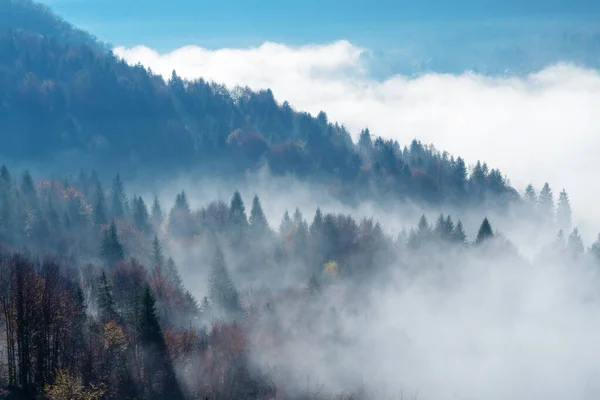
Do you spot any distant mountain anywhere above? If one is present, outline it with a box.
[0,0,520,208]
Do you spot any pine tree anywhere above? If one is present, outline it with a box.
[133,195,151,234]
[208,246,242,319]
[556,189,572,231]
[249,195,269,236]
[151,195,163,228]
[589,234,600,263]
[524,184,537,207]
[567,227,584,257]
[228,191,248,244]
[92,182,107,227]
[151,235,165,268]
[538,182,555,221]
[452,220,467,244]
[97,271,118,323]
[20,170,37,205]
[138,286,183,399]
[279,210,292,236]
[110,174,127,219]
[165,257,183,291]
[475,217,494,244]
[309,207,324,236]
[167,191,193,238]
[100,222,124,266]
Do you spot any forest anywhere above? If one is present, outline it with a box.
[0,165,597,399]
[1,1,599,399]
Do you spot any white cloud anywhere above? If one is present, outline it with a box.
[114,41,600,240]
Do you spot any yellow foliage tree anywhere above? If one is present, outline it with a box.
[44,369,105,400]
[324,260,339,279]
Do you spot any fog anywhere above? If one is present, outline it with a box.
[115,42,600,241]
[120,167,600,399]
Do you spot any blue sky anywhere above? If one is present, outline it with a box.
[40,0,600,74]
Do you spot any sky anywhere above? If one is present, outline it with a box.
[40,0,600,238]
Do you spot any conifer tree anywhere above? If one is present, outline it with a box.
[228,191,248,244]
[132,195,151,234]
[208,246,242,319]
[138,286,183,400]
[279,210,292,236]
[151,195,163,228]
[524,184,537,207]
[100,222,124,266]
[165,257,183,291]
[97,271,117,323]
[111,174,127,219]
[167,191,193,238]
[567,227,584,257]
[309,207,324,236]
[151,235,164,268]
[475,217,494,244]
[589,234,600,263]
[556,189,572,231]
[538,182,555,221]
[92,182,107,227]
[452,220,467,244]
[249,194,269,237]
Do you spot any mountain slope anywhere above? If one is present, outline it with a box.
[0,1,519,207]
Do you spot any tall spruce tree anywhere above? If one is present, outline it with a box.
[100,221,124,266]
[475,217,494,244]
[97,271,118,323]
[567,227,584,257]
[538,182,555,221]
[138,286,183,400]
[151,195,164,228]
[249,194,269,237]
[556,189,572,232]
[208,246,242,319]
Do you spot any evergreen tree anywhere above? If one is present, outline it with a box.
[151,195,163,228]
[279,210,292,236]
[133,195,151,234]
[556,189,572,231]
[92,182,107,227]
[167,191,193,238]
[100,221,124,266]
[309,207,324,236]
[165,257,183,291]
[524,184,537,207]
[228,191,248,244]
[208,246,242,319]
[138,286,183,400]
[452,157,467,193]
[110,174,127,219]
[475,217,494,244]
[249,195,269,236]
[452,220,467,244]
[567,227,584,257]
[151,235,165,268]
[97,271,118,323]
[538,182,555,221]
[589,234,600,263]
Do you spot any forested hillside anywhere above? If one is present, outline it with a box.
[0,165,595,399]
[0,0,521,208]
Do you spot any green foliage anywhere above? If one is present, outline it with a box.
[100,221,124,266]
[475,217,494,244]
[208,246,243,319]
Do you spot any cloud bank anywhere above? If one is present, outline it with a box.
[114,41,600,239]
